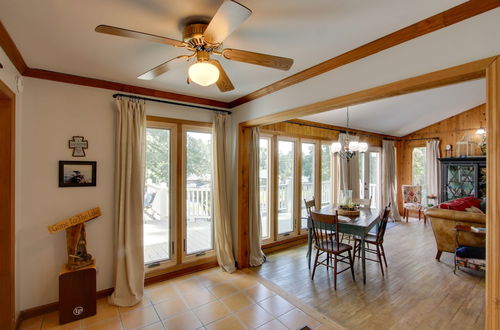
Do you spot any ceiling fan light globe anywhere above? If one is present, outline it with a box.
[188,62,220,86]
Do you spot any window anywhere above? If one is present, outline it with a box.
[412,146,427,204]
[278,140,295,235]
[185,130,213,256]
[259,138,271,239]
[301,142,315,228]
[144,127,173,265]
[143,119,214,273]
[321,144,333,206]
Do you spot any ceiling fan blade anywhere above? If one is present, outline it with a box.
[221,48,293,71]
[95,25,185,48]
[203,0,252,44]
[210,60,235,92]
[138,55,190,80]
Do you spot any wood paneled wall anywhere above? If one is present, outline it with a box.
[396,104,486,212]
[260,119,393,146]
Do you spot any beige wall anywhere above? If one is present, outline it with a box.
[17,77,213,310]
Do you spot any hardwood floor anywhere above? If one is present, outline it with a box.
[251,218,485,330]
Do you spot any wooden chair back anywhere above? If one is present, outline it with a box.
[376,203,391,243]
[310,210,340,249]
[304,198,316,217]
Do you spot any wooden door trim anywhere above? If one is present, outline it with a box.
[0,78,15,329]
[240,56,497,127]
[486,57,500,330]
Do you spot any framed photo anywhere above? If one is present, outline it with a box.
[59,161,96,187]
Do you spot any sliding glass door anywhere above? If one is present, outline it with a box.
[301,142,316,229]
[277,139,296,235]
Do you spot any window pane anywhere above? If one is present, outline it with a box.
[369,152,381,208]
[301,143,315,228]
[259,138,270,239]
[359,152,365,199]
[186,131,213,254]
[412,147,427,204]
[321,144,332,207]
[144,128,171,264]
[278,140,294,234]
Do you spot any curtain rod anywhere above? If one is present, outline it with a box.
[112,93,232,114]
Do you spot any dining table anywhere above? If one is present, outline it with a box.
[307,205,382,284]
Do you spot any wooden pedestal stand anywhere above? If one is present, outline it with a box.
[59,264,96,324]
[48,207,101,324]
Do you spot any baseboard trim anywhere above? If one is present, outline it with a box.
[17,262,218,325]
[263,235,308,254]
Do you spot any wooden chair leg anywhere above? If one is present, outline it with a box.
[348,250,355,281]
[376,245,385,276]
[326,252,330,270]
[418,208,422,220]
[435,250,443,261]
[380,243,388,267]
[353,240,357,261]
[333,254,338,290]
[311,249,320,280]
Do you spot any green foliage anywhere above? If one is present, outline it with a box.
[186,132,212,180]
[301,144,314,182]
[412,147,426,186]
[278,142,294,183]
[146,128,170,184]
[321,145,331,181]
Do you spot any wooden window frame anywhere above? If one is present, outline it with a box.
[145,116,214,278]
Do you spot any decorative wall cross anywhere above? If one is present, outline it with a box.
[69,136,88,157]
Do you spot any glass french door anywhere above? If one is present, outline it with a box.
[277,139,296,235]
[259,137,271,240]
[300,142,316,229]
[359,147,382,208]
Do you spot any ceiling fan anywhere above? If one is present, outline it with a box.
[95,0,294,92]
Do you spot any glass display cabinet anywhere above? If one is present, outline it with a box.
[439,157,486,202]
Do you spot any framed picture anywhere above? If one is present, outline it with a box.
[59,161,97,187]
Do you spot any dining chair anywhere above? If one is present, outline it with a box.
[353,204,391,276]
[304,197,316,262]
[310,210,355,289]
[402,185,423,222]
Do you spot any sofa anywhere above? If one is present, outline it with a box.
[426,205,486,261]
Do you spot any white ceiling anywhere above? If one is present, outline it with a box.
[0,0,467,102]
[300,79,486,137]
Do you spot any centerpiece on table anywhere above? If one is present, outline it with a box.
[338,190,360,216]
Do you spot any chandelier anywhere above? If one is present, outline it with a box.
[331,107,368,159]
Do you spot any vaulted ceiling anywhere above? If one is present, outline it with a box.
[0,0,468,102]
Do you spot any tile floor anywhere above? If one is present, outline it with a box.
[19,268,335,330]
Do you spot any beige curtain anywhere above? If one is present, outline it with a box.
[212,113,237,272]
[249,127,266,266]
[381,140,401,221]
[109,98,146,306]
[425,140,441,203]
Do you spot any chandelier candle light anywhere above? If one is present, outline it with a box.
[331,107,369,159]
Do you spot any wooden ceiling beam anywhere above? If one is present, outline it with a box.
[229,0,500,108]
[241,56,497,127]
[0,21,27,74]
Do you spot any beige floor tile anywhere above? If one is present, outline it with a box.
[278,309,320,330]
[220,292,254,312]
[258,295,295,317]
[315,325,334,330]
[20,314,44,329]
[197,272,229,288]
[173,278,206,295]
[154,297,189,320]
[230,276,259,291]
[41,312,82,330]
[180,287,217,309]
[256,319,289,330]
[235,304,274,329]
[147,285,178,304]
[145,281,171,294]
[193,301,230,325]
[205,315,245,330]
[162,311,203,330]
[118,297,152,314]
[82,302,119,327]
[207,282,239,299]
[139,321,165,330]
[83,317,123,330]
[121,306,159,330]
[244,284,276,303]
